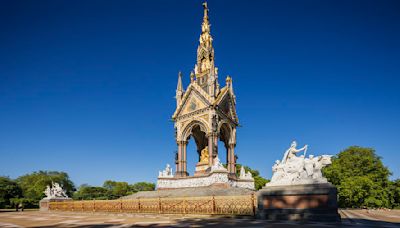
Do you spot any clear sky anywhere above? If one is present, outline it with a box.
[1,0,399,187]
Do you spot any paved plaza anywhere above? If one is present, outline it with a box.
[0,210,399,227]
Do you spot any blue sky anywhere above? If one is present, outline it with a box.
[1,0,399,187]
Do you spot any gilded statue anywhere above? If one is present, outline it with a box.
[200,147,209,163]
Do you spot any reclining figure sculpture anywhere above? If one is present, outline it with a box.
[267,141,332,186]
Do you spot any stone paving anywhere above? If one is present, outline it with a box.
[0,209,399,227]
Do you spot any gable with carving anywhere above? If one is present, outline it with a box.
[174,86,211,119]
[214,88,238,124]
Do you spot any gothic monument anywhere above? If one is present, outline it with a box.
[157,2,254,190]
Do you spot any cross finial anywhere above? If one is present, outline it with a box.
[203,2,208,10]
[203,2,208,18]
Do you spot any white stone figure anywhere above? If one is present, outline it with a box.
[239,166,246,179]
[266,141,332,186]
[158,164,174,178]
[43,182,68,199]
[245,171,253,179]
[312,155,332,180]
[166,164,172,175]
[44,185,52,199]
[271,160,286,182]
[238,166,254,180]
[304,155,315,177]
[281,141,308,164]
[52,182,68,198]
[210,156,227,171]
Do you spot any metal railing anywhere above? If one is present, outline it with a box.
[49,194,256,215]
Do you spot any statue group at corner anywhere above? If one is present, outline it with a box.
[158,155,234,178]
[267,141,332,186]
[159,154,254,181]
[44,182,68,199]
[158,164,174,178]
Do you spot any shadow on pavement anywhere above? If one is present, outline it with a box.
[30,217,400,228]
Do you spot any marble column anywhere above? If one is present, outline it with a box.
[227,143,236,178]
[207,133,218,166]
[227,145,231,173]
[182,141,188,174]
[207,134,213,166]
[175,141,188,177]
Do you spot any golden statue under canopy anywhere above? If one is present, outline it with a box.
[200,147,209,163]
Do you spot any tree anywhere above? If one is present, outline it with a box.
[0,176,22,208]
[9,198,35,210]
[388,179,400,208]
[337,176,390,208]
[103,180,131,199]
[73,185,109,200]
[73,181,155,200]
[323,146,391,208]
[16,171,75,207]
[130,182,155,192]
[235,164,269,190]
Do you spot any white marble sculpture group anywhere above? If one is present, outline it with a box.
[239,166,253,180]
[210,156,227,171]
[44,182,68,199]
[158,164,174,178]
[266,141,332,186]
[157,155,255,189]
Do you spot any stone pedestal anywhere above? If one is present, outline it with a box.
[158,169,254,190]
[194,162,209,176]
[39,198,72,211]
[257,183,340,222]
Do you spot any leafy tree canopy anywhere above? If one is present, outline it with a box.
[388,179,400,209]
[73,185,109,200]
[103,180,130,199]
[323,146,392,208]
[73,181,155,200]
[130,182,155,192]
[0,176,22,208]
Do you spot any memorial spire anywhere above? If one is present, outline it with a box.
[194,1,218,96]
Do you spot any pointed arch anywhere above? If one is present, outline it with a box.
[180,119,210,142]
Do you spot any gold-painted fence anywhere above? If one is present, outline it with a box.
[49,195,256,215]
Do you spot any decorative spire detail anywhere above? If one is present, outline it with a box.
[226,75,236,103]
[176,71,184,106]
[194,2,215,77]
[177,71,183,92]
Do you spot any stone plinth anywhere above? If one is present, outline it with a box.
[157,170,255,190]
[123,185,255,199]
[194,162,209,176]
[39,198,72,211]
[257,183,340,222]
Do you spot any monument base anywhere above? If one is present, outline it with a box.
[157,170,255,190]
[194,162,209,176]
[257,183,340,222]
[123,184,255,199]
[39,198,72,211]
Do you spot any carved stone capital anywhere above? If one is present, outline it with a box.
[177,140,188,146]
